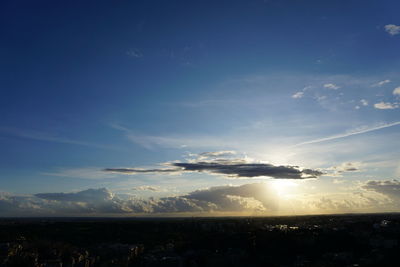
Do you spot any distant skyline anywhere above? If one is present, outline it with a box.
[0,0,400,216]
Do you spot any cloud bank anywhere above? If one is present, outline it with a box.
[2,179,400,216]
[0,184,278,216]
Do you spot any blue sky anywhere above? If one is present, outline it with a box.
[0,0,400,216]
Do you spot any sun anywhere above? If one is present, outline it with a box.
[269,180,299,198]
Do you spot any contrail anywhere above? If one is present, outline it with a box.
[295,121,400,146]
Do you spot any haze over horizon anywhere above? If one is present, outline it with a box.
[1,0,400,217]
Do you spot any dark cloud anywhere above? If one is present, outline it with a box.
[330,162,360,173]
[363,180,400,199]
[104,161,323,179]
[172,162,323,179]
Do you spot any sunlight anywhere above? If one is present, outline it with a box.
[268,180,299,198]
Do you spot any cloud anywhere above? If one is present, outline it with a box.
[0,183,279,216]
[384,24,400,36]
[393,87,400,96]
[360,99,368,106]
[198,151,237,158]
[103,167,178,174]
[42,167,116,179]
[126,48,143,58]
[0,189,128,216]
[323,83,340,90]
[104,156,323,179]
[35,188,114,202]
[4,180,400,216]
[170,162,323,179]
[132,186,161,192]
[327,162,361,176]
[295,121,400,146]
[371,80,391,87]
[374,102,399,110]
[184,183,276,212]
[110,123,225,149]
[292,91,304,99]
[0,127,113,150]
[363,180,400,199]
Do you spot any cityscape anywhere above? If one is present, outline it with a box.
[1,214,400,266]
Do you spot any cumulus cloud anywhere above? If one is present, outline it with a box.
[360,99,368,106]
[374,102,399,110]
[35,188,114,202]
[292,91,304,99]
[393,87,400,96]
[4,180,400,216]
[384,24,400,36]
[363,180,400,199]
[0,183,280,216]
[371,79,391,87]
[326,162,361,176]
[323,83,340,90]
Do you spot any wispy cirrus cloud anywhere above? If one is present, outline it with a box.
[42,167,117,179]
[126,48,143,58]
[323,83,340,90]
[371,79,391,87]
[291,91,304,99]
[295,121,400,146]
[0,127,113,150]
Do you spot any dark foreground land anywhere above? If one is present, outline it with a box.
[1,214,400,267]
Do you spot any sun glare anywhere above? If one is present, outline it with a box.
[269,180,299,198]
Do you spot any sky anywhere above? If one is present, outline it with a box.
[0,0,400,216]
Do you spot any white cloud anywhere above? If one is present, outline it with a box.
[132,186,162,192]
[292,91,304,99]
[295,121,400,146]
[384,24,400,36]
[393,87,400,96]
[371,79,391,87]
[374,102,399,110]
[327,162,362,176]
[323,83,340,90]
